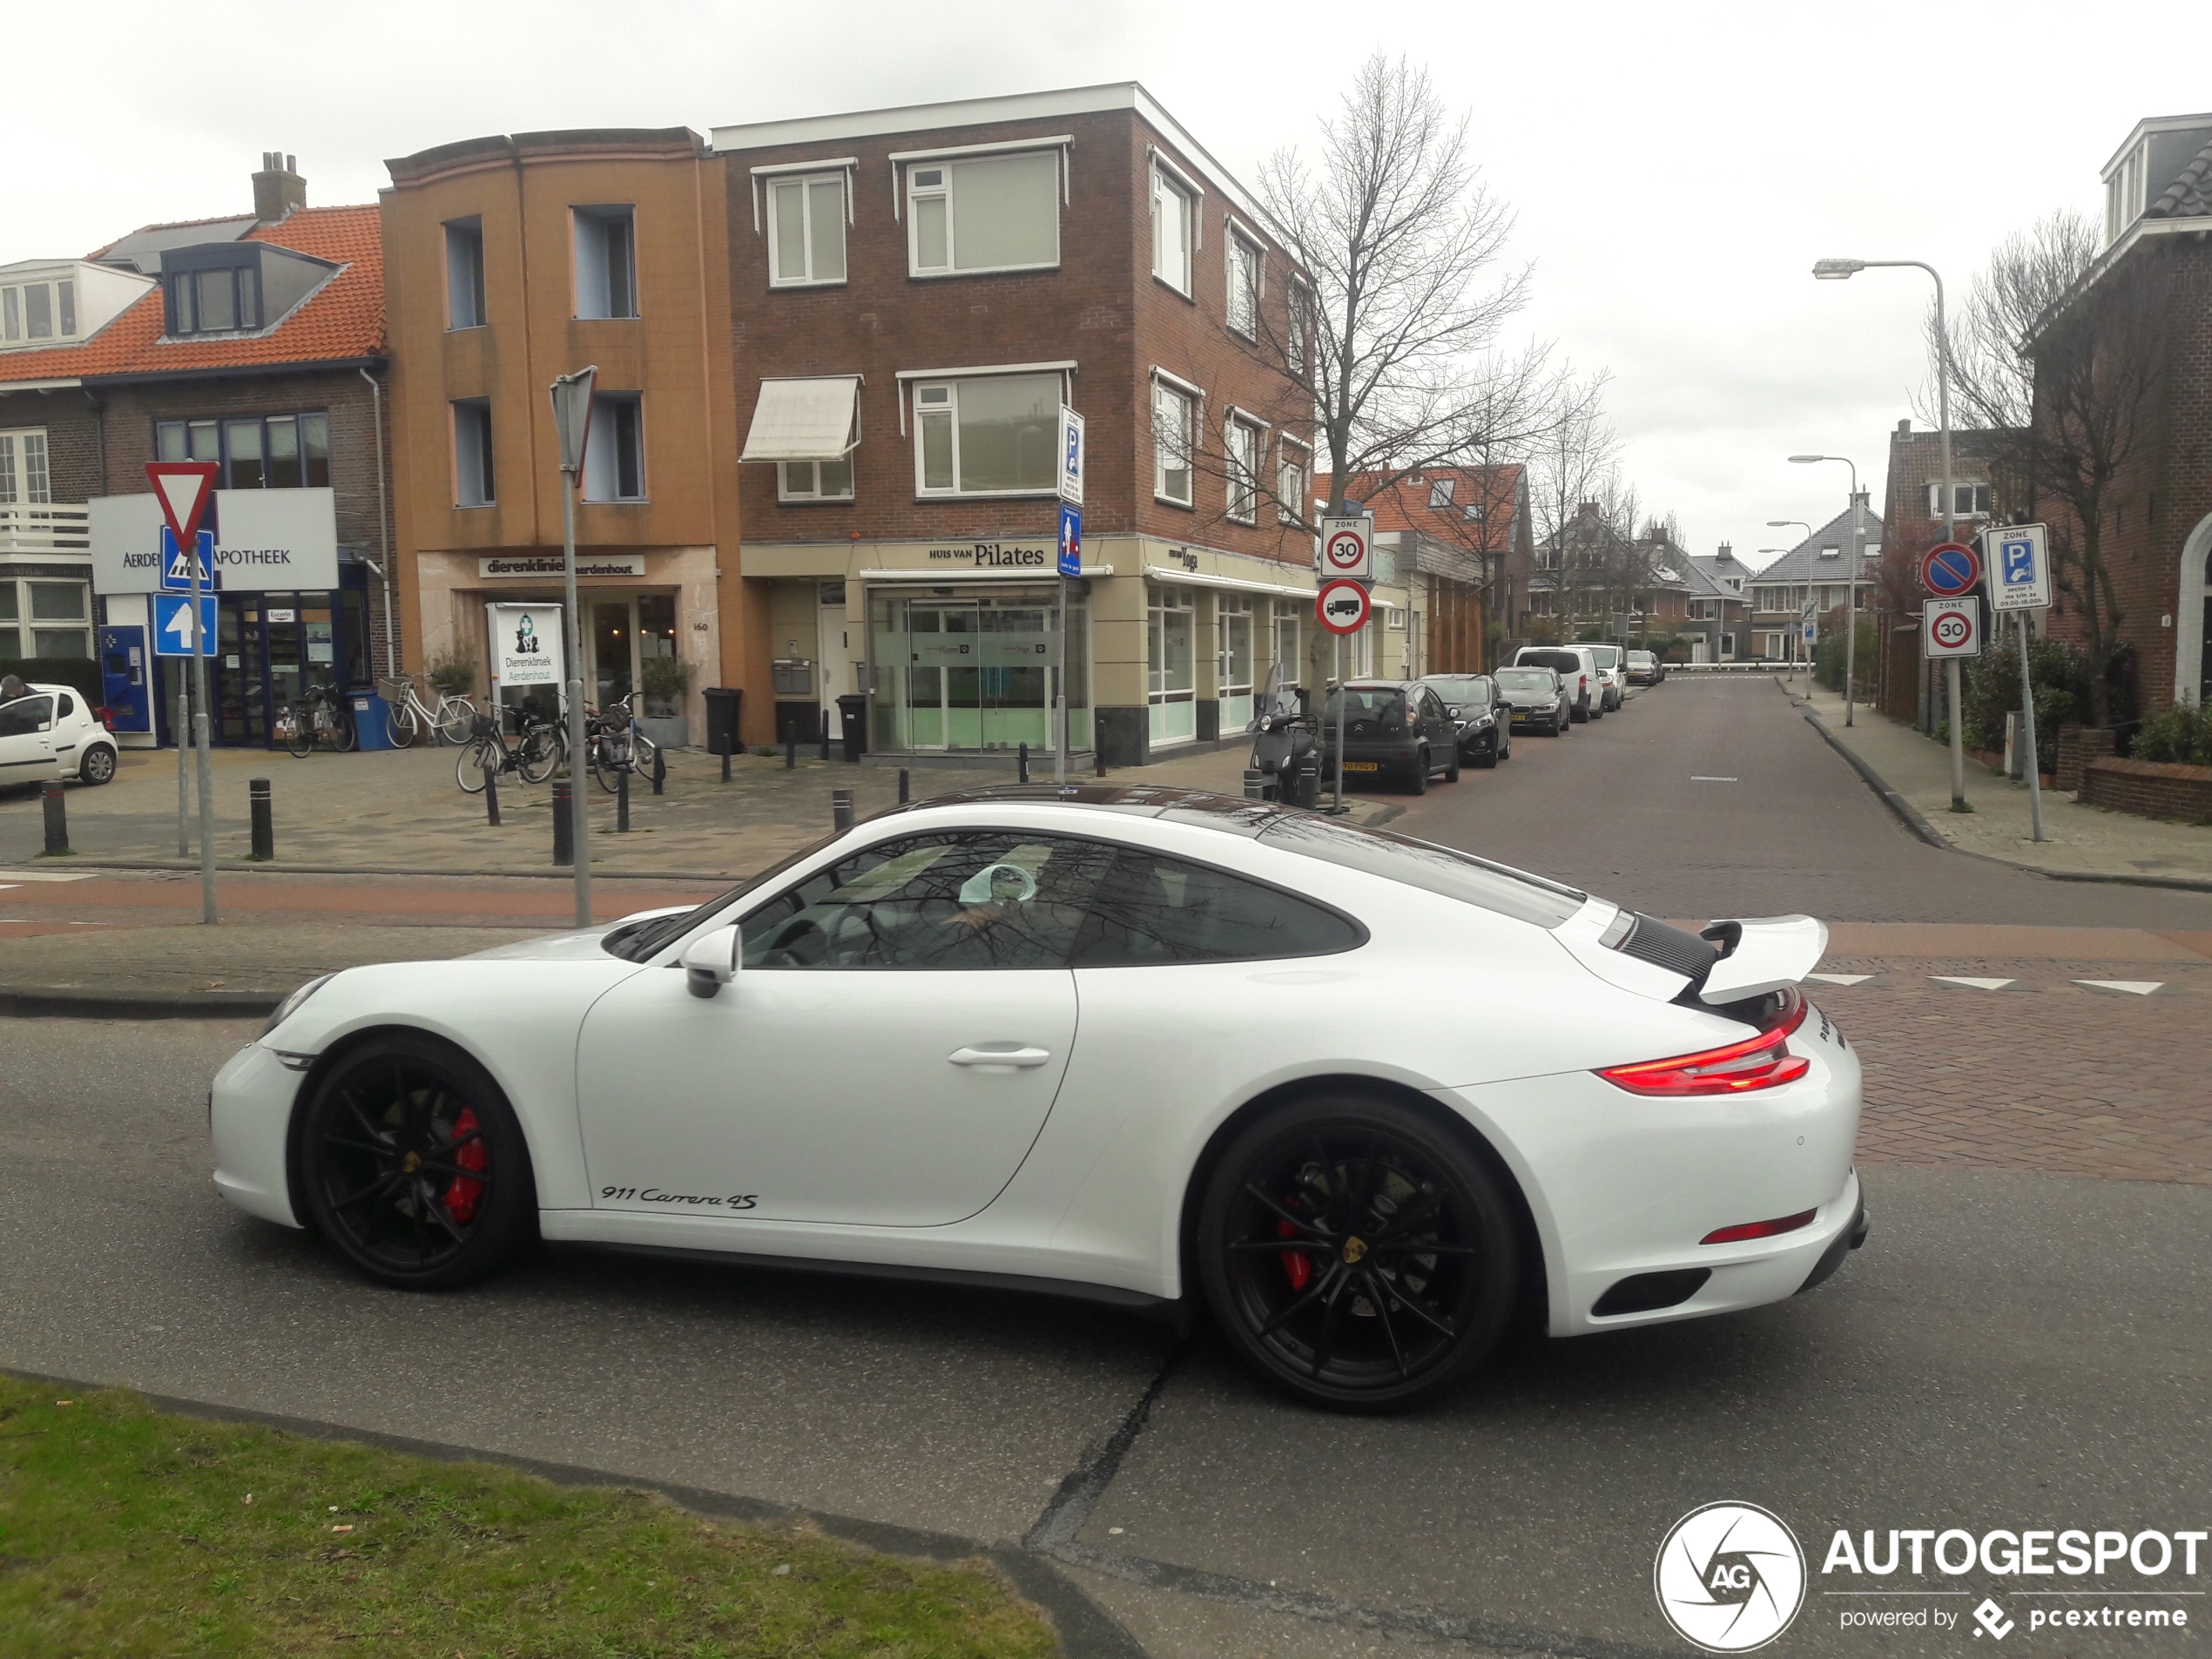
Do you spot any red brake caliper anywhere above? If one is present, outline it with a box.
[441,1108,489,1224]
[1278,1217,1312,1290]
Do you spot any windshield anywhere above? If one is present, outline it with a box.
[1494,670,1554,691]
[603,828,846,961]
[1319,687,1408,723]
[1421,677,1490,704]
[1518,651,1581,674]
[1627,651,1655,665]
[1588,646,1621,668]
[1256,813,1585,929]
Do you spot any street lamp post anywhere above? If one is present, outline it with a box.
[1785,458,1865,724]
[1766,520,1812,678]
[1814,257,1966,810]
[550,368,598,930]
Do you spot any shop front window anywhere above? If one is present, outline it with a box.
[870,589,1087,754]
[1218,596,1254,732]
[1148,585,1196,745]
[637,593,678,715]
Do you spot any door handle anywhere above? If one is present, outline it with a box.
[947,1045,1053,1071]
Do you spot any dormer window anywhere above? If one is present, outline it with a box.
[172,264,260,334]
[0,278,73,344]
[160,242,336,339]
[1819,545,1841,560]
[2103,118,2212,245]
[1427,479,1457,509]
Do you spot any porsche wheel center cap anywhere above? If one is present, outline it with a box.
[401,1152,421,1173]
[1342,1237,1368,1264]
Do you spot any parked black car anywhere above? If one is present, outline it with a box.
[1419,673,1512,767]
[1318,679,1460,793]
[1492,665,1573,736]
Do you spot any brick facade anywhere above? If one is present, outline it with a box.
[2054,723,2119,792]
[0,388,105,502]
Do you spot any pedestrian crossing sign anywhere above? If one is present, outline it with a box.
[159,528,219,592]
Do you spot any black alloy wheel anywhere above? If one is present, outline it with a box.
[1443,743,1461,783]
[298,1035,536,1290]
[1198,1096,1520,1412]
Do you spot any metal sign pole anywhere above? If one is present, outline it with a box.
[1055,573,1067,786]
[189,548,216,924]
[2017,611,2045,842]
[175,678,189,856]
[560,482,591,929]
[1332,633,1345,813]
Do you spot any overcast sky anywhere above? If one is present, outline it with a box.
[10,0,2201,570]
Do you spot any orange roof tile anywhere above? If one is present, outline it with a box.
[1318,466,1525,543]
[0,205,383,385]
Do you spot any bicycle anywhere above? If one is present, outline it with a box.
[455,705,563,794]
[279,683,356,758]
[589,691,661,794]
[381,674,476,749]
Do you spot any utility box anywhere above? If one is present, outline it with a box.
[836,693,867,762]
[703,686,743,755]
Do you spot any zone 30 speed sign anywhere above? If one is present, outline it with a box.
[1923,597,1981,659]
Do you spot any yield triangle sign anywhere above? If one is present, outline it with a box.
[145,461,219,550]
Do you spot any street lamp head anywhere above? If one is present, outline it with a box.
[1765,520,1801,528]
[1787,455,1826,465]
[1812,258,1865,280]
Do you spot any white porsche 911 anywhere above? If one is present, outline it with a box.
[211,786,1867,1412]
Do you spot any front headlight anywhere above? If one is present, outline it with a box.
[260,973,334,1042]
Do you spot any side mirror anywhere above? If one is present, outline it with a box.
[679,922,742,999]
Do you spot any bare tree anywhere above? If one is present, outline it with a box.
[1935,209,2169,723]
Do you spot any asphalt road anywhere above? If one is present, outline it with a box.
[5,678,2209,1659]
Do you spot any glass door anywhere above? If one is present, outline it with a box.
[592,600,635,711]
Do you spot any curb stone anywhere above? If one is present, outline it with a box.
[0,985,281,1020]
[0,1365,1150,1659]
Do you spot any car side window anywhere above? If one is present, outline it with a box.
[1070,847,1362,968]
[0,697,54,738]
[56,693,74,718]
[738,830,1109,970]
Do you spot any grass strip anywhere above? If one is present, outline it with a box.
[0,1374,1056,1657]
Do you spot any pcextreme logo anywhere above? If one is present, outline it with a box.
[1655,1502,1808,1652]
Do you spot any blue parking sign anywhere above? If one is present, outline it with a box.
[1985,523,2048,612]
[1057,503,1082,577]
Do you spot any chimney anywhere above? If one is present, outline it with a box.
[252,151,306,223]
[1716,543,1733,563]
[1896,417,1912,435]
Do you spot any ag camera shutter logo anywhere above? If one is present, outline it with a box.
[1654,1502,1806,1652]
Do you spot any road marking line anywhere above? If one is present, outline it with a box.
[1929,975,2019,991]
[2074,979,2165,995]
[0,869,96,882]
[1808,973,1872,986]
[1689,776,1738,782]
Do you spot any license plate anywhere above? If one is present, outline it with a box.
[1341,761,1380,772]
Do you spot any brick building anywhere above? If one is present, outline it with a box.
[380,129,740,747]
[714,84,1319,765]
[1746,494,1887,664]
[1321,465,1531,676]
[2034,113,2212,716]
[0,155,394,748]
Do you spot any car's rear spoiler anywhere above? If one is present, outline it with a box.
[1696,915,1827,1006]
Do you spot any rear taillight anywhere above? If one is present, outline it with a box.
[1596,992,1811,1096]
[1701,1209,1817,1245]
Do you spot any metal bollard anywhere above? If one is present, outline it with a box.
[658,743,670,795]
[819,721,830,763]
[1244,767,1267,801]
[898,767,910,805]
[785,733,796,771]
[249,777,274,860]
[41,781,67,856]
[717,734,729,784]
[552,780,573,866]
[832,787,854,832]
[617,768,631,833]
[1018,742,1029,784]
[484,762,502,826]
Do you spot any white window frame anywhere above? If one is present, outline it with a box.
[764,170,850,288]
[778,457,854,502]
[1926,481,1993,518]
[0,280,78,347]
[1224,411,1264,524]
[0,429,52,507]
[1151,370,1202,508]
[1150,152,1201,296]
[900,147,1064,280]
[1276,435,1311,527]
[905,370,1067,499]
[1147,583,1197,745]
[1225,222,1262,338]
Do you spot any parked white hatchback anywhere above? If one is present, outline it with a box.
[0,680,119,789]
[211,786,1868,1411]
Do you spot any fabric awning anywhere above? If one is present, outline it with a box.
[740,376,861,463]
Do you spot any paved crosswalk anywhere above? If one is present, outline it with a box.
[1808,970,2177,995]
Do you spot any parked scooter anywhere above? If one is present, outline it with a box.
[1245,667,1321,807]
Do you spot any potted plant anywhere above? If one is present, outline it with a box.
[637,652,692,749]
[427,644,477,698]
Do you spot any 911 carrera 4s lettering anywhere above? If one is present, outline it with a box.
[601,1186,759,1210]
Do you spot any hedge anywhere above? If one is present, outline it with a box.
[1,656,103,703]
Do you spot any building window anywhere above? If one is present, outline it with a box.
[1226,229,1260,337]
[583,394,644,501]
[1719,632,1736,658]
[768,173,848,286]
[911,373,1059,496]
[1272,600,1303,688]
[157,414,329,489]
[1153,379,1197,506]
[1277,437,1310,526]
[1427,478,1457,509]
[1151,164,1196,293]
[779,458,853,502]
[453,401,495,507]
[0,578,90,658]
[0,430,51,506]
[1219,596,1253,702]
[168,265,260,335]
[906,152,1059,277]
[1225,416,1262,523]
[446,219,486,330]
[574,206,637,320]
[1148,585,1197,745]
[1287,281,1314,378]
[1688,598,1717,621]
[1926,482,1993,518]
[0,279,76,346]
